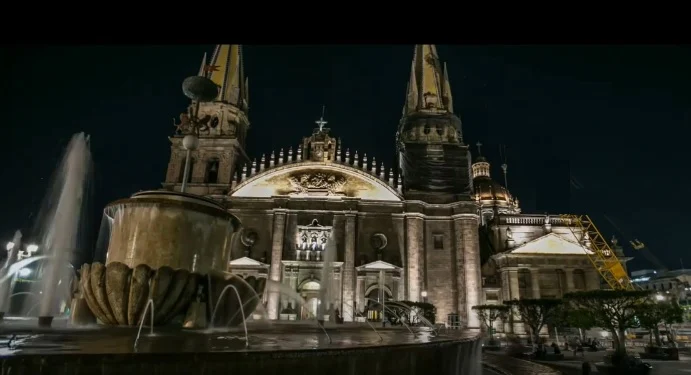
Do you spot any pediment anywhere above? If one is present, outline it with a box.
[228,256,268,267]
[231,162,402,201]
[357,260,401,271]
[509,233,593,255]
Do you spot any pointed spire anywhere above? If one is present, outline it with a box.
[205,45,248,111]
[403,45,453,115]
[198,53,208,77]
[442,62,453,113]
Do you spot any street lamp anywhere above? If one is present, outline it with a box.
[421,290,428,302]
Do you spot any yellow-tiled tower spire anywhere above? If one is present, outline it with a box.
[403,45,454,115]
[205,45,249,112]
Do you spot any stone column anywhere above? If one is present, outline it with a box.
[531,270,541,299]
[356,276,365,316]
[564,269,575,294]
[405,215,424,302]
[267,209,287,320]
[455,214,481,328]
[341,213,356,322]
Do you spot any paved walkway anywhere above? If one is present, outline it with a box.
[537,349,691,375]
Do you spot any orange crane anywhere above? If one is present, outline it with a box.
[560,214,636,291]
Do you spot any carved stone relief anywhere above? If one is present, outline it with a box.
[287,172,347,196]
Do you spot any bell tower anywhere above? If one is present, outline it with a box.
[163,45,250,196]
[396,45,473,204]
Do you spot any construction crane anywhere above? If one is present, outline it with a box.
[560,214,636,291]
[629,239,668,273]
[604,215,668,273]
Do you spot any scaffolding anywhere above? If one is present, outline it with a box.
[560,214,636,291]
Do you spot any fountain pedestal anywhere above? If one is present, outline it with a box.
[69,295,96,326]
[183,301,207,329]
[38,316,53,327]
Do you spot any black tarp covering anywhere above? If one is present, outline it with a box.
[398,143,472,194]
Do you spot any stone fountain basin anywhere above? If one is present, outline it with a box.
[0,323,482,374]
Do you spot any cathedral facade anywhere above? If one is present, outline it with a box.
[161,44,615,328]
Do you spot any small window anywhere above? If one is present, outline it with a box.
[433,234,444,250]
[205,158,220,183]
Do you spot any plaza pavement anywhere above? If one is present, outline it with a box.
[536,348,691,374]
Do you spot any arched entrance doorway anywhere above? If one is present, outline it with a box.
[364,287,392,322]
[299,280,321,320]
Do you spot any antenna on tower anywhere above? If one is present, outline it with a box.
[499,144,508,188]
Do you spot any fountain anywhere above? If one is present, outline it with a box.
[36,133,91,327]
[0,230,22,319]
[0,62,483,374]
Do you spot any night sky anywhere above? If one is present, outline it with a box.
[1,45,689,271]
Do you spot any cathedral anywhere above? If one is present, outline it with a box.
[160,44,618,329]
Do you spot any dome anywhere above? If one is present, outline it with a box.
[471,154,520,215]
[473,175,518,208]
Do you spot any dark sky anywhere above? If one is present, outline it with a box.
[1,44,689,271]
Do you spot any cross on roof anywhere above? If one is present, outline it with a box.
[476,141,483,155]
[315,105,328,131]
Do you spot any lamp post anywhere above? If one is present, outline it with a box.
[178,60,220,193]
[421,290,428,303]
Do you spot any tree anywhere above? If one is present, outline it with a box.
[564,290,651,360]
[553,302,596,341]
[472,304,510,343]
[504,298,563,350]
[636,300,666,347]
[657,299,684,346]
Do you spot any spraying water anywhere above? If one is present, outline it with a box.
[34,133,92,319]
[0,230,22,313]
[318,233,337,321]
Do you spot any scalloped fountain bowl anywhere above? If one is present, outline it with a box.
[79,261,265,327]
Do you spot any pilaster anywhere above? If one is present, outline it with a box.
[456,214,481,328]
[405,215,424,301]
[342,213,356,322]
[392,214,406,300]
[267,209,287,320]
[217,149,237,184]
